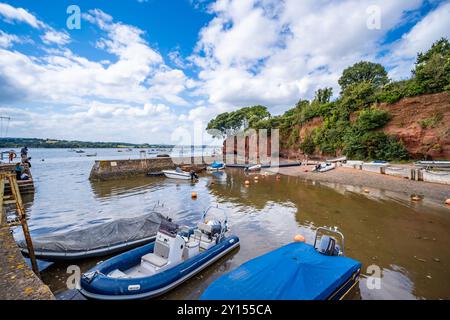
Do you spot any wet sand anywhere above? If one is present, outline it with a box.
[268,166,450,204]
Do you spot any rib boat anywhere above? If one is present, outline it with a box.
[79,207,239,300]
[162,167,198,180]
[201,227,361,300]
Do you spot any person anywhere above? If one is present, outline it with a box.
[20,146,28,161]
[14,162,24,180]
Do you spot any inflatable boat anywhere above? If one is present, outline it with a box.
[314,163,336,173]
[79,207,239,300]
[18,212,162,261]
[201,227,361,300]
[207,161,226,171]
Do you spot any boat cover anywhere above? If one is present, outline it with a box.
[200,242,361,300]
[17,212,162,253]
[211,162,224,169]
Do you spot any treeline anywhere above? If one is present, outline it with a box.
[0,138,172,149]
[207,38,450,161]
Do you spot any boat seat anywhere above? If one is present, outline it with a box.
[109,269,129,279]
[142,253,168,268]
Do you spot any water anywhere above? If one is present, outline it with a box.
[8,148,450,300]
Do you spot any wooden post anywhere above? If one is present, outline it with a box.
[0,178,4,225]
[5,174,40,277]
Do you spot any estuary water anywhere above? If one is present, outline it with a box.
[7,148,450,300]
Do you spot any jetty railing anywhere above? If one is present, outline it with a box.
[0,173,39,276]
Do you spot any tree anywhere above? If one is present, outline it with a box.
[338,61,389,92]
[206,105,270,138]
[414,38,450,93]
[314,87,333,104]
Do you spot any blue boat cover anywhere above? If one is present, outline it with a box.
[201,242,361,300]
[211,162,224,169]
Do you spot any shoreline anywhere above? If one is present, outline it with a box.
[267,166,450,204]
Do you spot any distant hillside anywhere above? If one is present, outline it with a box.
[0,138,173,149]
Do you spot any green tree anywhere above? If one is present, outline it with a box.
[414,38,450,93]
[338,61,389,92]
[314,87,333,104]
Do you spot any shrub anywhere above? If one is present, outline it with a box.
[355,108,391,131]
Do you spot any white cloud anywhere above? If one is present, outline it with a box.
[0,30,19,48]
[0,2,43,28]
[386,1,450,80]
[41,30,70,46]
[191,0,428,113]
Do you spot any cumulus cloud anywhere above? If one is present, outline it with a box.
[191,0,429,112]
[0,2,44,28]
[1,1,449,143]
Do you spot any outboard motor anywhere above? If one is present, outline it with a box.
[317,235,341,256]
[190,170,199,180]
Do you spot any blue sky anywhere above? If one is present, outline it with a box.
[0,0,449,143]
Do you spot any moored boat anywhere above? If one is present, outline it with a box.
[200,227,361,300]
[314,162,336,173]
[415,161,450,169]
[162,167,198,180]
[79,207,239,300]
[207,161,226,171]
[18,212,162,261]
[245,164,262,172]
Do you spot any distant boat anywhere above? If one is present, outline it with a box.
[207,161,226,171]
[314,163,336,173]
[75,150,85,154]
[415,161,450,168]
[245,164,262,172]
[85,153,97,157]
[157,154,170,158]
[162,168,198,180]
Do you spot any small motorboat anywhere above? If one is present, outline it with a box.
[415,161,450,169]
[79,207,240,300]
[207,161,226,171]
[75,150,85,154]
[314,163,336,173]
[245,164,262,172]
[201,227,361,300]
[162,167,198,180]
[18,212,162,261]
[84,153,97,157]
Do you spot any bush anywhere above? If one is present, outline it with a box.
[418,113,444,129]
[340,82,376,111]
[355,108,391,131]
[300,132,316,155]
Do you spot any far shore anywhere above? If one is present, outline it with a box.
[266,165,450,204]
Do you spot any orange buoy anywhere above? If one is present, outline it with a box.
[364,189,370,193]
[191,192,198,199]
[445,199,450,205]
[244,180,250,186]
[276,175,281,180]
[294,235,306,243]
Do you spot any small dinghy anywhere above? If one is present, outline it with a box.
[18,212,162,261]
[201,227,361,300]
[79,207,239,300]
[245,164,262,172]
[207,161,226,171]
[314,162,336,173]
[162,167,198,180]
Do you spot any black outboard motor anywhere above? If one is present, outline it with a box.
[190,170,199,180]
[317,235,340,256]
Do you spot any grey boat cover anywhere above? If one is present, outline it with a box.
[18,212,163,253]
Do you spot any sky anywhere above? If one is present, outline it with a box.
[0,0,449,144]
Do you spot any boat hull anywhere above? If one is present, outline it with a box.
[79,236,240,300]
[162,170,192,180]
[20,236,156,261]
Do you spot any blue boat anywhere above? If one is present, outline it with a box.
[207,161,226,171]
[79,207,239,300]
[201,227,361,300]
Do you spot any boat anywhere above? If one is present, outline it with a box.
[157,154,170,158]
[415,161,450,169]
[75,150,85,154]
[200,227,361,300]
[314,163,336,173]
[245,164,262,172]
[85,153,97,157]
[326,156,347,163]
[18,212,162,261]
[162,167,198,180]
[79,207,240,300]
[207,161,226,171]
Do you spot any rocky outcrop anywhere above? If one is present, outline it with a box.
[380,92,450,160]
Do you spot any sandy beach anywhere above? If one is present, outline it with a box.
[267,166,450,203]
